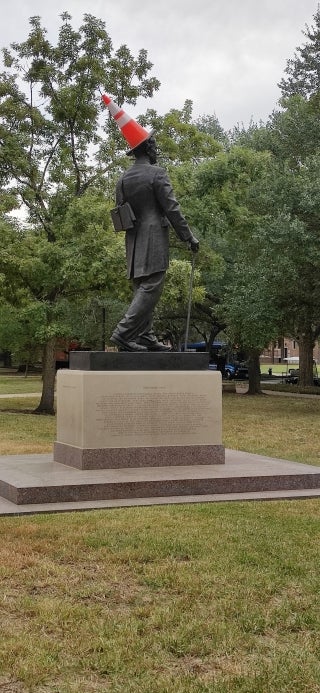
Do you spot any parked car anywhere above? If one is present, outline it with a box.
[184,341,249,379]
[284,359,319,385]
[224,363,249,380]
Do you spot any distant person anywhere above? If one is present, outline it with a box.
[102,95,199,352]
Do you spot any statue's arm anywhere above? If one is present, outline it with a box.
[153,168,194,242]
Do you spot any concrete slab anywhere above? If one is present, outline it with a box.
[0,449,319,510]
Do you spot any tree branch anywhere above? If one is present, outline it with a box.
[69,122,81,195]
[39,136,64,191]
[28,81,35,162]
[20,191,55,242]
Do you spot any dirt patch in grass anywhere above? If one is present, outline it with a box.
[0,677,28,692]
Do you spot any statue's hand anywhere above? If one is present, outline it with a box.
[189,236,199,253]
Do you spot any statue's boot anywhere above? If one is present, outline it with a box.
[137,334,172,352]
[110,334,147,352]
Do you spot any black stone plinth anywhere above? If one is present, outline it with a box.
[68,351,210,371]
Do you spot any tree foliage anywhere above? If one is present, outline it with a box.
[279,6,320,98]
[262,97,320,385]
[139,101,221,167]
[173,148,271,342]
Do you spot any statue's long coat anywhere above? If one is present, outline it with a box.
[116,157,193,279]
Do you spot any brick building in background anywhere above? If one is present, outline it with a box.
[260,338,320,364]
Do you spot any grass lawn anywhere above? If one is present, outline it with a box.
[223,393,320,466]
[0,375,43,395]
[0,398,53,455]
[260,364,288,375]
[0,502,320,692]
[0,391,320,691]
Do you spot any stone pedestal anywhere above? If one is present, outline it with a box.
[54,367,224,469]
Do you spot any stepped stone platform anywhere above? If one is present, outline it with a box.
[0,449,320,515]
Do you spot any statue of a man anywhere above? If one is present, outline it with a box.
[103,95,199,352]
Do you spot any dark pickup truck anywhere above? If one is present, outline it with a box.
[209,361,249,379]
[184,341,249,380]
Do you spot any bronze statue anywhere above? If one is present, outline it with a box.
[102,95,199,352]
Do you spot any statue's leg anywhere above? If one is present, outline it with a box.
[111,271,166,345]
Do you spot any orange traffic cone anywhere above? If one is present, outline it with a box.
[102,94,154,154]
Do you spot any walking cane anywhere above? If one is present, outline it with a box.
[184,253,196,352]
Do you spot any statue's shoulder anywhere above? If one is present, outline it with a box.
[152,165,168,179]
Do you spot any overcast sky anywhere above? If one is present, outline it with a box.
[1,0,318,130]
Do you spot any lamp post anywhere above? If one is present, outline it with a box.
[101,306,106,352]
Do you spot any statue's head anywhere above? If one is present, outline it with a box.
[145,136,157,164]
[131,135,157,164]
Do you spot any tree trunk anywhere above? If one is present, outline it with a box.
[247,348,262,394]
[298,329,314,386]
[3,351,12,368]
[34,338,56,415]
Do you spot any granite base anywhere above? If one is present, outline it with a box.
[54,441,225,469]
[69,351,210,371]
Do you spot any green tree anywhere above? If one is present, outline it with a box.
[0,300,43,373]
[260,97,320,385]
[261,5,320,385]
[195,112,228,148]
[279,5,320,98]
[224,232,285,394]
[267,165,320,385]
[173,147,273,388]
[0,13,159,413]
[231,92,320,387]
